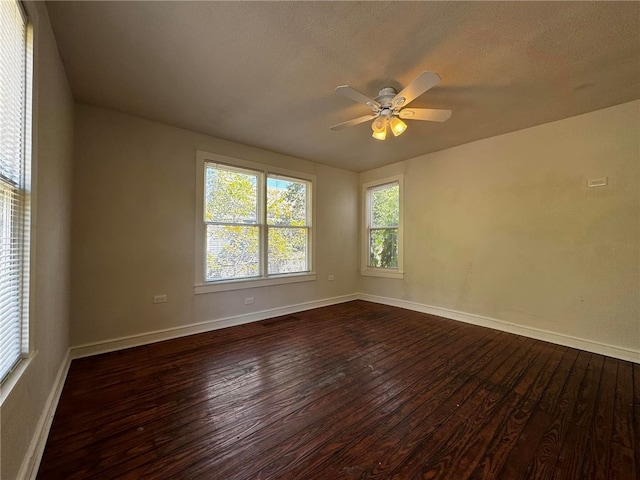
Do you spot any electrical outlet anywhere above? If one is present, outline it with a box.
[244,297,254,305]
[328,274,335,281]
[153,294,167,304]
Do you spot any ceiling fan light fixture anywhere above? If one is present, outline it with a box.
[372,127,387,140]
[371,116,386,133]
[389,117,407,136]
[372,116,387,140]
[332,71,450,139]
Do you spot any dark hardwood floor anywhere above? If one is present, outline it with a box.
[37,300,638,479]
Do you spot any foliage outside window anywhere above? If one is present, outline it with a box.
[204,163,311,283]
[368,182,399,268]
[362,175,403,279]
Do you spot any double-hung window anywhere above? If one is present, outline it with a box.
[266,174,310,275]
[196,152,314,292]
[1,0,32,384]
[205,164,261,280]
[361,175,403,279]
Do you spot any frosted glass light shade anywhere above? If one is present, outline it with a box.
[389,117,407,136]
[372,129,386,140]
[371,117,386,133]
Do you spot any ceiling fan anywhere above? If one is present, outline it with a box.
[330,71,452,140]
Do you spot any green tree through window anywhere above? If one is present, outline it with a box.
[368,182,399,269]
[267,176,308,274]
[204,164,310,281]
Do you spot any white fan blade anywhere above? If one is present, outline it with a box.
[335,85,381,110]
[330,114,377,131]
[392,72,442,108]
[399,108,452,122]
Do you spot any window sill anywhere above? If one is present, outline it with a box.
[1,351,36,405]
[195,272,317,294]
[360,268,404,279]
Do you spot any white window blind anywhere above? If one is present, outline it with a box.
[0,0,31,383]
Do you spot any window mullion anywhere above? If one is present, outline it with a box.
[204,221,257,227]
[264,225,307,229]
[367,189,373,229]
[259,172,267,278]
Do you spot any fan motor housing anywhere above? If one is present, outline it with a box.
[376,87,398,108]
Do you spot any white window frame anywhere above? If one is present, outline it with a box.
[195,151,316,294]
[0,0,34,398]
[361,174,404,279]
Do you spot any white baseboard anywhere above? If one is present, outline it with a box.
[358,293,640,363]
[17,348,71,480]
[70,294,358,359]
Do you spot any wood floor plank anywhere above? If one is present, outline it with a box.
[182,324,494,480]
[119,321,466,480]
[43,306,457,478]
[522,351,592,479]
[249,331,509,480]
[383,338,537,480]
[36,301,637,480]
[552,354,605,479]
[467,345,565,480]
[610,360,637,480]
[266,331,520,480]
[404,336,541,476]
[428,342,559,479]
[579,356,618,480]
[43,316,410,472]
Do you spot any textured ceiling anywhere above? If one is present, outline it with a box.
[47,1,640,172]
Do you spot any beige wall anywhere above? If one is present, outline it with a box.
[1,2,74,479]
[360,100,640,353]
[70,104,359,345]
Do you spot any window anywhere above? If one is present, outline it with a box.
[195,152,315,293]
[0,0,32,384]
[361,175,403,279]
[205,165,260,281]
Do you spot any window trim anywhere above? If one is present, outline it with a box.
[361,174,404,279]
[194,151,316,294]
